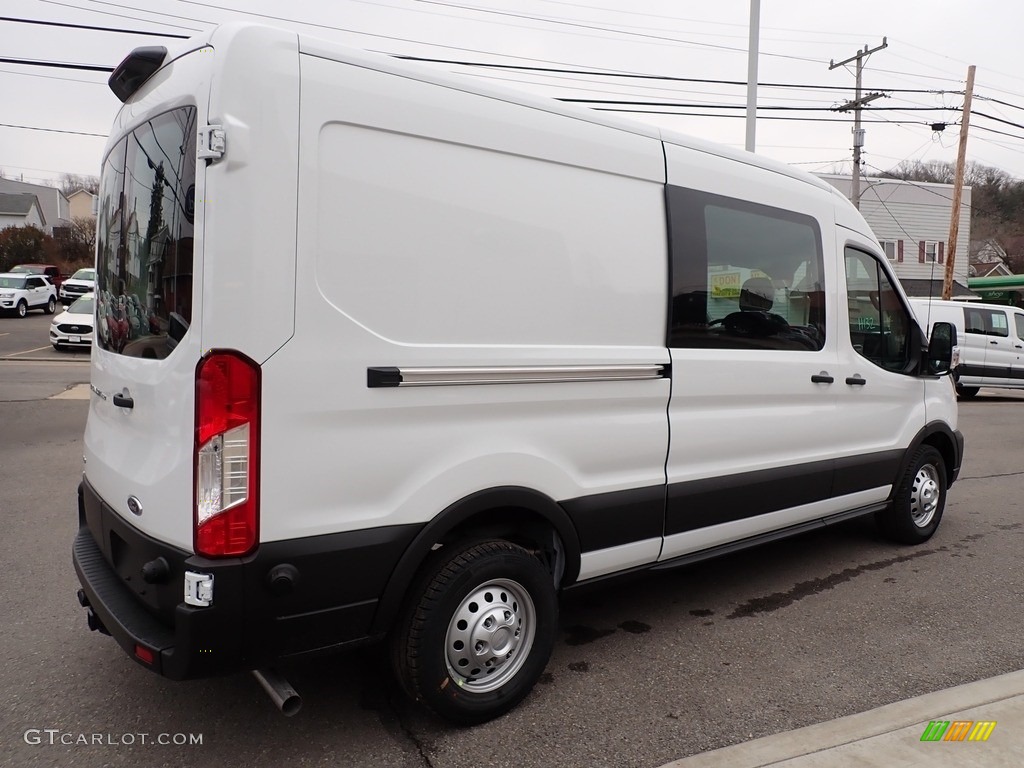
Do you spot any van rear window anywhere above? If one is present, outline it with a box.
[95,107,197,358]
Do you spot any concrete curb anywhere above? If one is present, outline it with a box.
[662,670,1024,767]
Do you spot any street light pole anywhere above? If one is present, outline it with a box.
[745,0,760,153]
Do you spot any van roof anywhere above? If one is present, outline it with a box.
[128,22,834,195]
[295,27,832,192]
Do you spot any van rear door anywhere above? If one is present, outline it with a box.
[84,106,202,552]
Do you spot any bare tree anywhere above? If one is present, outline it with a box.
[59,173,100,197]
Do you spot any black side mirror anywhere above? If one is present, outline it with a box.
[927,321,956,375]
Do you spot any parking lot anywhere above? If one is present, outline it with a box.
[1,339,1022,768]
[0,305,91,365]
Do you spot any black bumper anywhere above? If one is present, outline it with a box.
[73,479,422,680]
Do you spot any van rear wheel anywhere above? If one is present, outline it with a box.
[877,445,946,544]
[390,539,557,725]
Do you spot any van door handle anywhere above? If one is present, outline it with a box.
[811,373,834,384]
[990,340,999,345]
[112,393,134,409]
[846,376,867,386]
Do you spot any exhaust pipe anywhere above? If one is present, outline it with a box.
[252,668,302,717]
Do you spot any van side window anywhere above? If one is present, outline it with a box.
[964,308,1009,337]
[1015,314,1024,340]
[666,186,826,351]
[845,247,912,372]
[987,311,1009,337]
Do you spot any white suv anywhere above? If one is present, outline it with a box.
[0,272,57,317]
[60,267,97,304]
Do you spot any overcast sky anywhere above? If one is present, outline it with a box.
[3,1,1023,189]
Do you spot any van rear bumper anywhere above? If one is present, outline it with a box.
[72,479,422,680]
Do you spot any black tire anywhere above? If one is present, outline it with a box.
[16,300,27,318]
[44,296,56,315]
[876,445,947,544]
[390,539,558,725]
[956,385,979,400]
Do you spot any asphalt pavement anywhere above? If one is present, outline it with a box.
[1,314,1022,768]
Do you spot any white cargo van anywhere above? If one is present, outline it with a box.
[910,297,1024,399]
[74,23,963,724]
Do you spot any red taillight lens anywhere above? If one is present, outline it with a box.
[194,351,260,558]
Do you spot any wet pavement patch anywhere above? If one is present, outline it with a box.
[568,661,590,673]
[727,547,942,619]
[618,620,651,634]
[563,625,615,646]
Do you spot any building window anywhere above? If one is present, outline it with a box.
[881,240,897,261]
[924,241,939,263]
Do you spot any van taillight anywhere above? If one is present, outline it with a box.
[194,351,260,558]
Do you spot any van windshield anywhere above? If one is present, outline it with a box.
[95,107,197,358]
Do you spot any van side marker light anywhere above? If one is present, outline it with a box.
[367,364,669,388]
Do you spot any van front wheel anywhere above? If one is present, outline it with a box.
[956,385,979,400]
[391,540,557,725]
[877,445,946,544]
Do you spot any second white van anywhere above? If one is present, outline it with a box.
[910,297,1024,399]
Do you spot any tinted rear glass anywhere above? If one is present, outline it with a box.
[96,107,197,358]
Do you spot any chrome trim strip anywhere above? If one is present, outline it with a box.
[368,364,668,387]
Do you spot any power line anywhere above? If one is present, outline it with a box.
[393,54,960,95]
[0,15,188,38]
[0,57,113,73]
[413,0,825,63]
[36,0,200,32]
[0,122,107,137]
[586,109,923,125]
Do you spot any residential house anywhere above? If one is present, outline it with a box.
[0,192,46,230]
[67,189,97,221]
[0,179,69,233]
[816,174,975,299]
[969,239,1013,276]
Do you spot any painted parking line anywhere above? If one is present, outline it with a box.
[8,346,53,356]
[49,383,91,400]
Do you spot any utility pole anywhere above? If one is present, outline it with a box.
[745,0,760,152]
[942,65,977,301]
[830,39,888,209]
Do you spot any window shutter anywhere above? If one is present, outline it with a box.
[919,241,926,263]
[897,240,904,263]
[938,241,945,264]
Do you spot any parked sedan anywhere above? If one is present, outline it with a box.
[50,293,94,349]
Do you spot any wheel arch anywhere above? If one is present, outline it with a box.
[889,422,962,498]
[370,486,581,636]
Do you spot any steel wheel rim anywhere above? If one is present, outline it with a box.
[445,578,536,693]
[910,463,941,527]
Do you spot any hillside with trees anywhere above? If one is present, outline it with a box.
[883,160,1024,273]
